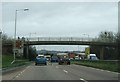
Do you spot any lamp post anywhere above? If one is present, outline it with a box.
[0,31,2,39]
[0,29,2,39]
[0,31,2,63]
[0,31,2,48]
[11,8,29,64]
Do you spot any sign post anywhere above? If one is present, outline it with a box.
[85,47,90,59]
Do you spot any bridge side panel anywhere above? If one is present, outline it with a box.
[100,46,104,60]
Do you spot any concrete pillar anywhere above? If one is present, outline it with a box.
[100,46,104,60]
[26,45,29,59]
[21,37,25,57]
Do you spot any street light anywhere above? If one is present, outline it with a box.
[0,31,2,39]
[0,29,2,39]
[11,8,29,64]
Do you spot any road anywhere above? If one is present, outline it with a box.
[2,62,119,81]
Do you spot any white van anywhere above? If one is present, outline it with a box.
[88,54,99,60]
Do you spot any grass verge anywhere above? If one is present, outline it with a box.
[71,60,119,73]
[2,55,31,69]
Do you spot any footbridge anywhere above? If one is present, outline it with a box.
[24,37,116,46]
[3,37,117,60]
[24,37,117,60]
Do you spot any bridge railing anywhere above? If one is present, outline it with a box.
[25,37,94,42]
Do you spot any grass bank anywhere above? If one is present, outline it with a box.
[2,55,31,69]
[71,60,119,73]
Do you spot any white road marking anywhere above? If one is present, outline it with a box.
[80,78,88,82]
[63,70,68,73]
[27,66,30,68]
[56,66,59,68]
[75,64,119,74]
[23,70,25,72]
[100,70,104,71]
[93,68,119,74]
[13,65,30,80]
[16,76,19,78]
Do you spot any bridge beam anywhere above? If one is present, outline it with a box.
[100,46,104,60]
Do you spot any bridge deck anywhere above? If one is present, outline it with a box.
[24,37,117,46]
[3,37,117,46]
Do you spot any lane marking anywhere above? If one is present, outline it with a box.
[16,76,19,78]
[12,65,30,80]
[100,70,104,71]
[74,64,119,74]
[27,66,30,69]
[56,66,59,68]
[63,70,68,73]
[80,78,88,82]
[14,66,28,79]
[94,68,119,74]
[23,70,25,72]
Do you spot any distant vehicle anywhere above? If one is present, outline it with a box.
[51,55,59,62]
[45,55,51,61]
[35,55,47,65]
[70,58,74,60]
[57,53,70,65]
[88,54,99,60]
[75,56,80,60]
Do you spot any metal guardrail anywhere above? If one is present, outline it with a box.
[25,37,94,42]
[25,37,116,43]
[2,37,116,45]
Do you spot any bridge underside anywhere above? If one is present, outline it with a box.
[24,41,117,60]
[24,41,116,46]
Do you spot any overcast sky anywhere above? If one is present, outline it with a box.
[2,2,118,51]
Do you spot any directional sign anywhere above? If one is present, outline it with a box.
[16,40,22,48]
[85,47,90,56]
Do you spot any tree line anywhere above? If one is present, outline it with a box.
[2,33,37,60]
[90,31,119,60]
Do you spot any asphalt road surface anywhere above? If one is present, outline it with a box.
[2,62,119,81]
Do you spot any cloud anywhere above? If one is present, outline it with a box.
[3,2,118,37]
[2,2,118,51]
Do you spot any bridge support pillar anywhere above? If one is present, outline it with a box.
[26,45,29,59]
[100,46,104,60]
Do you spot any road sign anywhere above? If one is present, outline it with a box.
[85,47,90,56]
[16,40,22,48]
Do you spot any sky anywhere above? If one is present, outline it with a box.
[1,2,118,51]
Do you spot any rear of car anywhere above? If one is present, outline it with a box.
[57,54,70,65]
[51,55,59,62]
[58,58,70,65]
[35,55,47,65]
[88,54,99,60]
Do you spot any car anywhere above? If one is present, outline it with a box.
[88,54,99,60]
[35,55,47,65]
[75,56,80,60]
[58,58,70,65]
[57,54,71,65]
[51,55,59,62]
[45,55,51,61]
